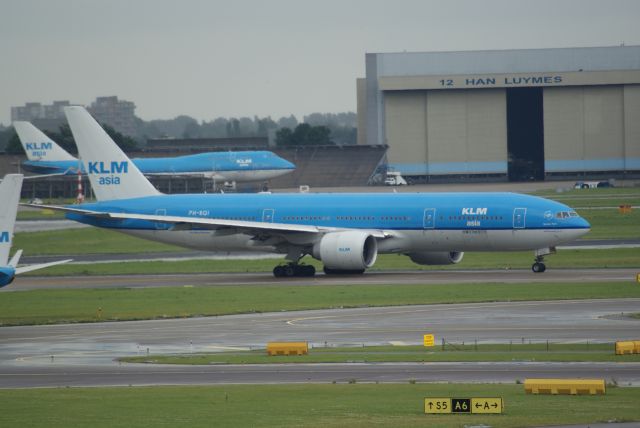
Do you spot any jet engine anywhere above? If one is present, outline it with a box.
[407,251,464,265]
[312,231,378,271]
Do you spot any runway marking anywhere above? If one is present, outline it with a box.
[284,298,640,326]
[2,298,639,344]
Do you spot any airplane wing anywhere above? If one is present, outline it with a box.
[20,203,390,238]
[15,259,73,275]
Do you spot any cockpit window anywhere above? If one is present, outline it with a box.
[556,211,578,219]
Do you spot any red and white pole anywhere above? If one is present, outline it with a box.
[76,168,85,204]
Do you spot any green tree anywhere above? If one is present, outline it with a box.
[275,124,334,146]
[275,127,294,146]
[307,125,331,145]
[101,124,138,152]
[4,132,23,154]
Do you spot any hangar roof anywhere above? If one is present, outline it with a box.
[370,45,640,76]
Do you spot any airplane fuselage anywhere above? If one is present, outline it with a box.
[22,151,295,182]
[67,192,590,254]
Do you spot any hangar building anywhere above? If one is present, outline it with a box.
[357,45,640,182]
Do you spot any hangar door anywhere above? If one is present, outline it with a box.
[507,88,545,181]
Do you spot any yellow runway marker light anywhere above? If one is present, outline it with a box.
[423,334,434,347]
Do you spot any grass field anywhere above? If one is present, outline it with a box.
[0,384,638,427]
[121,343,640,365]
[1,281,639,326]
[533,186,640,204]
[13,227,185,255]
[16,208,65,220]
[21,247,640,277]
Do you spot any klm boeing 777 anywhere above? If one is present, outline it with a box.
[29,106,590,278]
[13,121,295,182]
[0,174,71,287]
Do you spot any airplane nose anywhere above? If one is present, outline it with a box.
[281,158,296,170]
[576,217,591,235]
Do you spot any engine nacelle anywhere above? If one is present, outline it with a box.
[407,251,464,265]
[312,231,378,270]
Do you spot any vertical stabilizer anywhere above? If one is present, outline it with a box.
[0,174,24,265]
[13,122,77,161]
[64,106,160,201]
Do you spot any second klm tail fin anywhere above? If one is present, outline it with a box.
[64,106,161,201]
[13,122,77,162]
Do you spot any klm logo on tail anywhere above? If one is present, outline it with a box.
[26,142,53,158]
[88,161,128,185]
[0,231,10,243]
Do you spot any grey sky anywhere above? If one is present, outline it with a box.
[1,0,639,125]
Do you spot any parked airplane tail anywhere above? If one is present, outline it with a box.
[64,106,161,201]
[0,174,24,265]
[13,122,77,162]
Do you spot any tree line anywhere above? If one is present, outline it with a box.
[0,112,357,153]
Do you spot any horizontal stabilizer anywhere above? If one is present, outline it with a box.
[0,174,24,266]
[15,258,72,275]
[8,249,22,268]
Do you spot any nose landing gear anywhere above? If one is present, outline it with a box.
[532,259,546,273]
[531,247,555,273]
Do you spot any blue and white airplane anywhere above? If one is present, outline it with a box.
[30,106,590,277]
[0,174,72,287]
[13,121,295,182]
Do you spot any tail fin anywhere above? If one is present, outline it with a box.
[64,106,160,201]
[13,122,77,161]
[0,174,24,266]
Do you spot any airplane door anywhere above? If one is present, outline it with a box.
[513,207,526,229]
[423,208,436,229]
[155,209,167,230]
[262,208,275,223]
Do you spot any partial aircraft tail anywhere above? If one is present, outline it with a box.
[13,122,77,162]
[0,174,24,265]
[64,106,161,201]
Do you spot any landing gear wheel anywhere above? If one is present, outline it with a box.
[272,263,316,278]
[284,265,295,277]
[299,265,316,277]
[532,262,546,273]
[273,265,286,277]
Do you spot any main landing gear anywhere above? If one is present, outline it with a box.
[273,263,316,278]
[531,247,555,273]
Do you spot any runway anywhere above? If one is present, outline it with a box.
[5,268,638,291]
[1,299,639,387]
[2,362,638,388]
[17,238,640,265]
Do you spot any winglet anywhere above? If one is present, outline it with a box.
[13,122,77,161]
[64,106,160,201]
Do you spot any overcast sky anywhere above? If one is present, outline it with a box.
[1,0,639,125]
